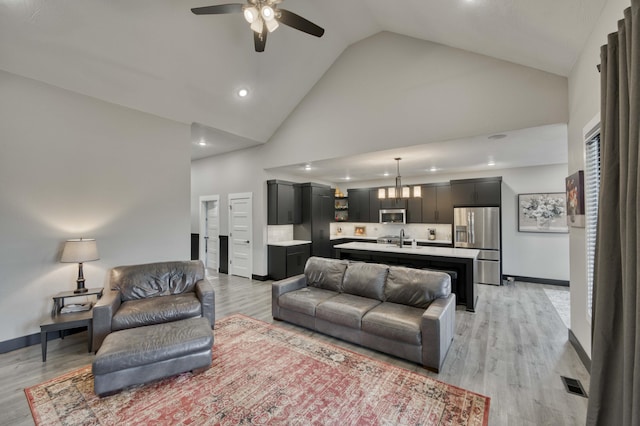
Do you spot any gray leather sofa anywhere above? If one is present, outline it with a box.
[92,260,215,352]
[272,257,456,372]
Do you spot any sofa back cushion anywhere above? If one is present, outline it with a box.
[304,257,348,292]
[110,260,205,302]
[342,262,389,301]
[384,266,451,309]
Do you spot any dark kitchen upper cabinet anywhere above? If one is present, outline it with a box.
[436,184,454,224]
[267,180,301,225]
[421,183,453,224]
[347,188,371,223]
[295,183,332,258]
[369,189,380,223]
[407,197,422,223]
[380,198,407,210]
[451,177,502,207]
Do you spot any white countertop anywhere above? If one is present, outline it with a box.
[333,242,479,259]
[268,240,312,247]
[331,235,452,245]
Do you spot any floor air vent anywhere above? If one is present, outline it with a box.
[561,376,588,398]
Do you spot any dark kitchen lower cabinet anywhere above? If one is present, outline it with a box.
[268,244,311,280]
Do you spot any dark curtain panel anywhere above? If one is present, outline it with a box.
[587,0,640,424]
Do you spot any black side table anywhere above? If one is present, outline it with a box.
[40,287,104,362]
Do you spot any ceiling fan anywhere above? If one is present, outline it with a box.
[191,0,325,52]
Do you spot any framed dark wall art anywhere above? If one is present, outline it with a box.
[518,192,569,233]
[565,170,585,227]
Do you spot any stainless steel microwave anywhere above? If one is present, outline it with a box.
[379,209,406,224]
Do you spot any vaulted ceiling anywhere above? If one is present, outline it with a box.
[0,0,606,167]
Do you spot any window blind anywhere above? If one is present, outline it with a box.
[585,132,601,321]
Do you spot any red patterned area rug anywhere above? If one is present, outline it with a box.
[25,314,490,425]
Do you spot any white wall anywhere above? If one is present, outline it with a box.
[191,32,569,277]
[341,164,570,281]
[567,0,630,358]
[0,70,191,343]
[260,31,568,169]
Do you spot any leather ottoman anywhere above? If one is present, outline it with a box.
[92,317,213,396]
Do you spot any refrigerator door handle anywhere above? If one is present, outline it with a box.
[470,212,475,244]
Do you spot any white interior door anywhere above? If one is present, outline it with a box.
[199,195,220,273]
[228,192,253,279]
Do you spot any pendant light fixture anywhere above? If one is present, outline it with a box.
[378,158,421,199]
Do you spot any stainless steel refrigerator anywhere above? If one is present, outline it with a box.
[454,207,501,285]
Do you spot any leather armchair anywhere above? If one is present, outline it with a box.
[92,260,215,352]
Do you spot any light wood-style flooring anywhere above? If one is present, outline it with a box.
[0,274,589,425]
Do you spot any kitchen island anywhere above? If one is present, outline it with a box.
[334,242,479,312]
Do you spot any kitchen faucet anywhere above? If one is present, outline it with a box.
[399,229,405,247]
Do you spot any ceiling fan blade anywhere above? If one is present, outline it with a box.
[191,4,244,15]
[254,28,267,52]
[277,8,324,38]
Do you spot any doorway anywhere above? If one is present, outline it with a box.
[199,195,220,274]
[228,192,253,279]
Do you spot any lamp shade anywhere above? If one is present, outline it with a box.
[61,239,99,263]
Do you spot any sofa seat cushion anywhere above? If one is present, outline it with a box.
[316,293,381,329]
[112,293,202,331]
[279,287,338,316]
[362,302,424,345]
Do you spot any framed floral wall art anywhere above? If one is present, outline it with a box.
[518,192,569,233]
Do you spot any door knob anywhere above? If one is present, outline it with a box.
[246,240,250,244]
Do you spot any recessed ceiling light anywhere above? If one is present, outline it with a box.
[199,139,206,146]
[488,160,496,166]
[238,88,248,98]
[430,166,437,172]
[304,164,311,171]
[345,176,351,181]
[383,172,390,177]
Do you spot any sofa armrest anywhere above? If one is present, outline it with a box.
[196,278,215,327]
[272,274,308,319]
[92,289,121,352]
[420,293,456,372]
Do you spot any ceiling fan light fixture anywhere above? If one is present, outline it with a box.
[261,5,275,21]
[250,18,264,34]
[243,6,259,24]
[265,18,279,32]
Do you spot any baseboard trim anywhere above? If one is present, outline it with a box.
[252,274,268,281]
[569,329,591,372]
[0,332,40,354]
[0,328,86,354]
[505,275,569,287]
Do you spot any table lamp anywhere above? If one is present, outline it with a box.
[61,238,99,293]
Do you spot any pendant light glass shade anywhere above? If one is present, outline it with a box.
[388,187,396,198]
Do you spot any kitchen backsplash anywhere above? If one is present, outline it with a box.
[267,225,294,243]
[330,222,452,242]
